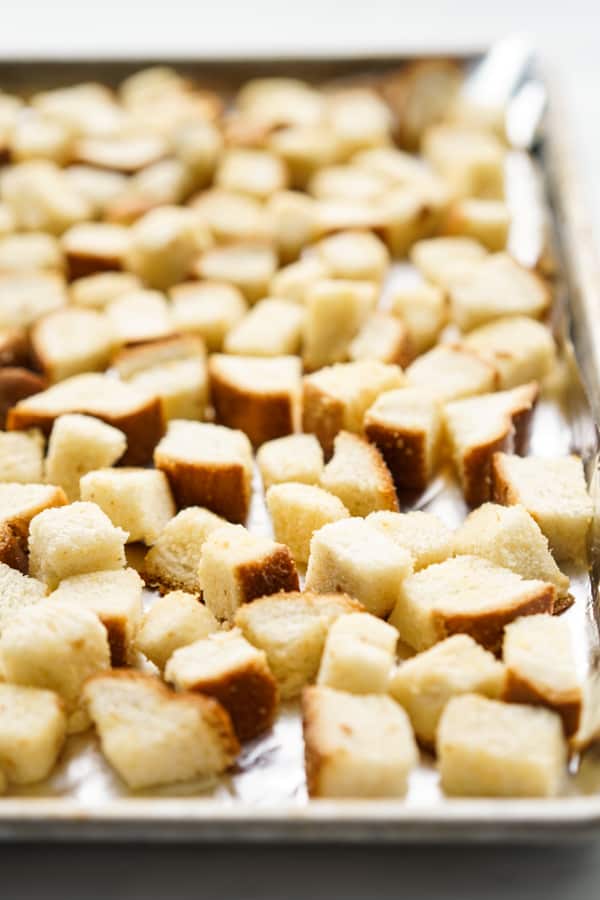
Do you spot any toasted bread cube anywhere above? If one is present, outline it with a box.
[257,433,324,491]
[308,163,388,203]
[198,524,299,622]
[268,125,340,189]
[69,271,142,309]
[320,431,398,517]
[410,236,487,289]
[302,279,377,370]
[0,271,66,329]
[0,561,47,634]
[0,429,44,484]
[154,420,253,523]
[348,312,413,367]
[124,206,211,290]
[136,590,218,671]
[45,415,126,502]
[234,590,363,699]
[389,634,505,746]
[31,308,115,384]
[142,506,225,595]
[2,161,91,235]
[265,190,317,262]
[406,344,497,402]
[364,388,443,493]
[492,453,592,566]
[80,468,175,545]
[130,357,209,422]
[61,222,131,279]
[192,188,273,245]
[194,244,277,305]
[210,354,301,447]
[463,316,555,389]
[224,299,304,357]
[266,482,350,565]
[315,230,389,282]
[83,671,239,789]
[317,612,398,694]
[64,165,129,217]
[174,121,224,188]
[306,518,413,617]
[388,282,447,354]
[216,149,288,200]
[170,281,247,351]
[367,510,454,570]
[0,232,63,274]
[165,628,278,741]
[106,289,174,345]
[75,133,168,174]
[437,694,566,797]
[0,683,66,785]
[423,124,506,200]
[444,198,510,251]
[269,257,329,305]
[303,361,405,456]
[389,555,555,653]
[48,568,143,666]
[444,382,538,507]
[28,500,127,590]
[302,686,417,798]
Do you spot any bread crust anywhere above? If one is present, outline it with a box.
[302,381,344,459]
[65,247,124,281]
[0,367,47,429]
[236,545,300,602]
[210,365,296,447]
[364,420,428,493]
[0,522,29,573]
[503,669,581,737]
[0,329,30,368]
[155,458,251,524]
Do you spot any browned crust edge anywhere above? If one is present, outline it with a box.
[210,365,296,447]
[237,546,300,604]
[154,455,251,524]
[503,668,582,737]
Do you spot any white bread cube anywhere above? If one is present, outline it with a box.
[379,183,450,257]
[31,307,115,383]
[165,628,278,741]
[314,198,386,236]
[266,482,350,565]
[10,111,73,165]
[315,230,389,282]
[0,272,66,329]
[2,160,91,235]
[224,299,304,357]
[0,482,67,571]
[410,236,487,289]
[174,120,223,188]
[266,189,318,262]
[198,524,299,622]
[309,164,388,203]
[136,590,218,671]
[61,222,131,279]
[112,333,205,380]
[124,206,211,290]
[326,88,392,159]
[215,148,288,200]
[367,510,454,570]
[257,433,324,491]
[406,344,497,402]
[423,124,506,200]
[170,281,248,351]
[437,694,566,797]
[388,282,447,354]
[194,243,277,305]
[64,165,129,217]
[320,431,398,517]
[389,555,555,653]
[389,634,505,746]
[305,518,413,617]
[80,467,175,545]
[69,271,142,309]
[45,414,126,502]
[348,312,413,367]
[444,198,510,251]
[83,671,239,789]
[0,561,47,634]
[0,683,67,784]
[106,289,174,345]
[269,257,329,305]
[317,612,398,694]
[31,82,120,137]
[302,279,377,370]
[463,316,556,389]
[302,686,417,798]
[0,429,44,483]
[74,130,167,171]
[268,125,341,188]
[28,500,128,589]
[130,357,209,422]
[0,233,63,274]
[192,188,273,245]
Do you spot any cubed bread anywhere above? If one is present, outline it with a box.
[142,506,226,595]
[305,518,413,617]
[130,358,209,423]
[106,289,174,345]
[136,590,218,671]
[174,120,223,188]
[80,467,175,545]
[266,189,318,262]
[61,222,131,279]
[268,125,341,189]
[317,612,398,694]
[0,232,63,274]
[379,182,449,258]
[326,87,392,159]
[153,420,253,523]
[224,299,304,357]
[10,110,73,165]
[45,413,126,501]
[0,368,48,431]
[215,148,288,200]
[73,130,167,172]
[234,590,363,699]
[83,670,239,789]
[209,354,301,446]
[0,561,47,634]
[112,333,205,379]
[0,429,44,483]
[266,482,349,565]
[191,188,273,245]
[389,282,447,355]
[423,124,506,200]
[309,163,388,203]
[410,236,487,289]
[389,634,505,746]
[348,312,413,367]
[257,433,324,490]
[2,161,91,236]
[302,686,418,797]
[198,524,299,622]
[165,628,278,741]
[444,382,538,507]
[367,510,454,570]
[320,431,398,516]
[0,480,66,552]
[315,230,389,282]
[389,555,555,653]
[193,243,277,305]
[491,453,592,565]
[269,257,329,305]
[31,307,115,383]
[48,568,143,666]
[124,206,211,290]
[302,279,377,370]
[303,360,405,456]
[170,281,247,351]
[437,694,566,797]
[0,327,30,368]
[28,500,127,589]
[406,344,497,402]
[0,683,67,785]
[64,165,129,217]
[0,272,66,329]
[364,388,443,493]
[314,198,386,235]
[444,198,510,251]
[463,316,556,389]
[69,271,142,309]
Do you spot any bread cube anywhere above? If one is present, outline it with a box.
[28,500,127,589]
[0,233,63,274]
[131,357,209,422]
[2,160,91,235]
[142,506,225,595]
[305,518,413,617]
[388,282,447,354]
[389,634,505,746]
[302,686,418,797]
[69,271,142,309]
[379,182,450,258]
[302,279,377,371]
[367,510,454,570]
[61,222,131,279]
[192,188,273,245]
[268,125,340,188]
[170,281,248,351]
[0,272,66,329]
[0,429,44,483]
[0,368,48,432]
[74,131,168,173]
[463,316,555,389]
[124,206,211,290]
[444,198,510,251]
[0,482,67,568]
[326,88,392,159]
[165,628,278,741]
[309,163,388,203]
[437,694,566,797]
[314,198,386,236]
[80,467,175,545]
[0,683,67,784]
[106,289,174,345]
[0,561,47,633]
[0,327,30,369]
[198,524,299,621]
[31,81,121,137]
[348,312,413,367]
[257,433,324,490]
[10,110,73,164]
[83,671,239,789]
[266,190,318,262]
[266,482,349,565]
[320,431,398,517]
[389,555,555,653]
[64,165,129,217]
[410,236,487,288]
[112,333,205,379]
[423,124,506,200]
[269,257,329,305]
[317,612,398,694]
[31,307,115,383]
[45,415,126,502]
[216,148,288,200]
[315,230,389,282]
[137,590,218,671]
[492,454,592,566]
[153,420,254,523]
[174,120,223,187]
[406,344,497,402]
[224,299,303,358]
[234,78,321,129]
[194,243,277,305]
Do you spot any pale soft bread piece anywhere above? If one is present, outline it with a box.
[453,503,570,600]
[389,634,505,746]
[406,344,497,402]
[444,198,510,251]
[106,289,174,345]
[6,373,164,466]
[48,568,143,666]
[194,243,277,305]
[367,510,454,570]
[305,518,413,618]
[492,453,592,566]
[112,334,205,380]
[0,203,14,238]
[257,434,324,491]
[0,683,67,785]
[191,188,273,245]
[215,148,288,200]
[112,159,194,215]
[364,388,443,493]
[410,236,487,288]
[0,232,63,274]
[45,414,126,502]
[74,133,168,174]
[174,120,223,188]
[463,316,555,389]
[0,429,44,483]
[423,124,506,200]
[0,482,67,571]
[80,467,175,545]
[224,299,304,358]
[266,482,350,566]
[31,82,122,137]
[124,206,211,290]
[170,281,248,351]
[210,354,301,447]
[388,282,447,354]
[268,125,341,189]
[235,76,323,128]
[198,524,299,622]
[302,279,377,370]
[320,431,398,517]
[142,507,226,595]
[348,312,413,367]
[302,686,417,798]
[153,420,254,523]
[437,693,566,797]
[266,190,318,262]
[317,612,398,694]
[0,272,66,329]
[1,160,91,235]
[308,164,388,203]
[379,181,450,257]
[9,111,73,164]
[64,166,129,217]
[303,360,405,456]
[83,670,239,789]
[136,591,218,671]
[28,500,127,590]
[313,198,387,236]
[130,358,209,422]
[326,88,392,159]
[269,257,330,305]
[61,222,131,279]
[165,628,278,741]
[444,382,538,507]
[31,308,115,383]
[69,272,142,309]
[315,230,389,282]
[0,561,47,634]
[234,590,363,699]
[389,555,555,653]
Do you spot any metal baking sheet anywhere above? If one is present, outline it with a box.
[1,44,600,842]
